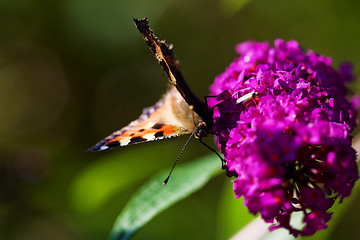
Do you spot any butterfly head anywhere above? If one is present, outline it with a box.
[194,121,210,139]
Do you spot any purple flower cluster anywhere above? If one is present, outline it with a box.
[207,39,358,236]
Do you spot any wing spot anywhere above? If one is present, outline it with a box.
[154,131,164,138]
[138,129,145,132]
[130,136,146,144]
[106,141,120,148]
[152,123,164,129]
[130,133,135,136]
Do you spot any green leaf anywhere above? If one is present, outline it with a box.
[69,144,178,213]
[110,154,222,240]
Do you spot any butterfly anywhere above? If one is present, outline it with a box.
[88,18,214,153]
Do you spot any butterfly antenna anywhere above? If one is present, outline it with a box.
[163,130,196,186]
[198,138,226,169]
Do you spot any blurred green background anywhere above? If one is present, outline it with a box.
[1,0,360,239]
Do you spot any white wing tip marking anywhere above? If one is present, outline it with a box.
[100,145,109,151]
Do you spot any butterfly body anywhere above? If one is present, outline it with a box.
[88,18,212,152]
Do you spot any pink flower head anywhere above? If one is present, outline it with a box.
[208,39,358,237]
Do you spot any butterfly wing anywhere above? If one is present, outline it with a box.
[89,18,211,152]
[88,87,198,151]
[134,18,213,129]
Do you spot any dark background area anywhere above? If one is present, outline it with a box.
[1,0,360,239]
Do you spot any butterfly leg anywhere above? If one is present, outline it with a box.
[198,138,226,169]
[204,91,240,111]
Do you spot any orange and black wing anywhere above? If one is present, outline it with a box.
[88,88,193,151]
